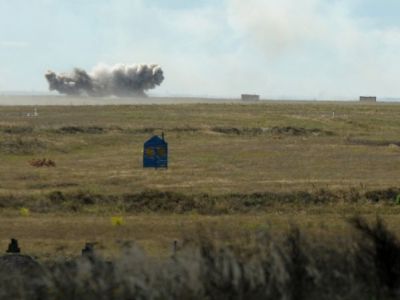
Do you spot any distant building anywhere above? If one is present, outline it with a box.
[360,96,377,103]
[241,94,260,102]
[143,134,168,169]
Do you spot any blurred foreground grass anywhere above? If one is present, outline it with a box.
[1,210,400,259]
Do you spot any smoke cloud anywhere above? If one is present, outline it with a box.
[226,0,400,98]
[45,63,164,97]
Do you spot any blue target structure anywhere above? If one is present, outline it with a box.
[143,133,168,169]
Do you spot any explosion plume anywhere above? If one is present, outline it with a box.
[45,63,164,97]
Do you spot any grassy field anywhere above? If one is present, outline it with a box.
[0,100,399,258]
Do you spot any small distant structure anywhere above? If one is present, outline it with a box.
[143,133,168,169]
[360,96,377,103]
[6,239,20,254]
[241,94,260,102]
[81,242,96,258]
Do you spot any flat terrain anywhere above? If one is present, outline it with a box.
[0,98,399,258]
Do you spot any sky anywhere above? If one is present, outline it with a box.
[1,0,400,99]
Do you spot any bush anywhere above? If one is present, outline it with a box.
[0,137,47,155]
[350,216,400,298]
[56,126,105,134]
[0,126,34,135]
[396,195,400,205]
[365,189,400,202]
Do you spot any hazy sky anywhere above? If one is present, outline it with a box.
[1,0,400,99]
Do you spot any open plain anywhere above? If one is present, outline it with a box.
[0,97,399,258]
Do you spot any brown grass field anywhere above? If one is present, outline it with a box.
[0,99,399,258]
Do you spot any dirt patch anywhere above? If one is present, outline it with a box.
[347,138,400,147]
[211,127,264,135]
[211,126,333,136]
[388,144,400,150]
[29,158,56,168]
[56,126,105,134]
[127,127,199,134]
[0,126,34,134]
[125,127,158,134]
[55,126,200,135]
[27,182,79,189]
[269,126,334,136]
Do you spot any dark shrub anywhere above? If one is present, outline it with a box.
[350,216,400,298]
[365,189,400,202]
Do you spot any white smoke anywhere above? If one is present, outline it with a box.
[45,63,164,97]
[226,0,400,98]
[227,0,350,56]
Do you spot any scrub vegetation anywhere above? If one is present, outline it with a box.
[0,100,399,259]
[2,217,400,299]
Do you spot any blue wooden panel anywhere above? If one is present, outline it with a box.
[143,135,168,168]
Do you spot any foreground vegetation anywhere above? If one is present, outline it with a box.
[2,217,400,299]
[1,188,399,214]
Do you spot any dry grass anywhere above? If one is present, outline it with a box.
[0,102,399,195]
[0,212,400,260]
[0,101,399,257]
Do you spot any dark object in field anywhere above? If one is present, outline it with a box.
[143,133,168,169]
[29,158,56,168]
[172,240,179,256]
[82,242,96,258]
[57,126,104,134]
[6,239,20,254]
